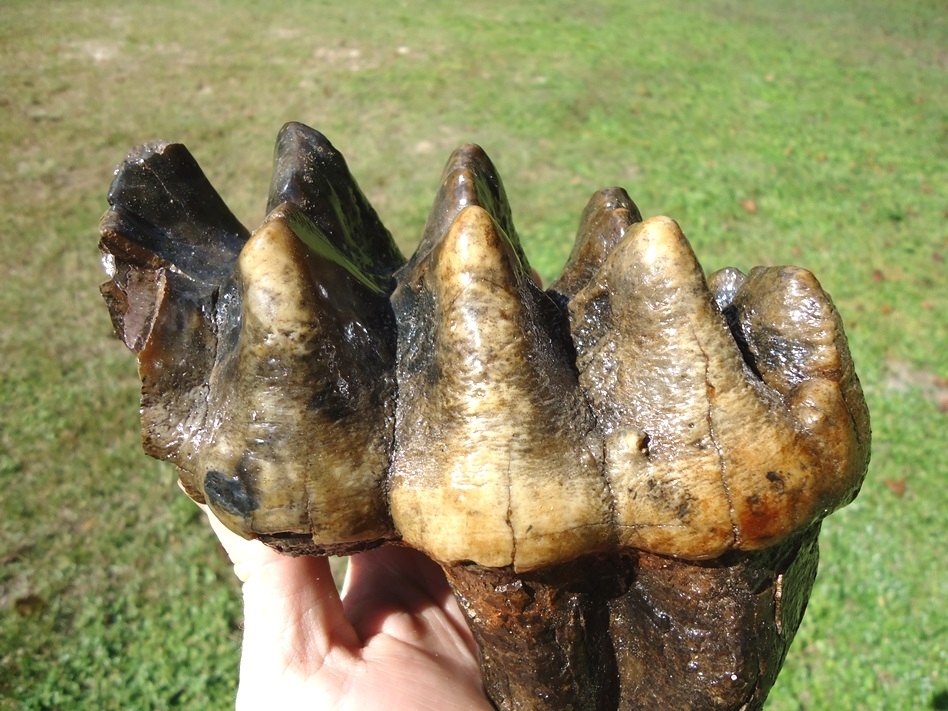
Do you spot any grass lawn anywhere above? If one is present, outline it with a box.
[1,0,945,708]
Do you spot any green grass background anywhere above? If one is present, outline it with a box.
[1,0,945,708]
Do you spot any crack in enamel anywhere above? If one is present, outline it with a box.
[596,424,620,550]
[505,445,515,568]
[694,326,740,549]
[98,123,870,575]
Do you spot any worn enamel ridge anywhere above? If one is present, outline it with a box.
[99,122,870,710]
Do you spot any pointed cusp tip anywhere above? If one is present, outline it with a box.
[442,143,496,177]
[275,121,334,151]
[121,141,173,165]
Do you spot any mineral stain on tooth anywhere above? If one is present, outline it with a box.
[204,468,259,518]
[99,123,870,711]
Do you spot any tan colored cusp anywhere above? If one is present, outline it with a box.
[196,207,396,548]
[569,216,868,557]
[389,205,612,571]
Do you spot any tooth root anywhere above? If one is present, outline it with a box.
[200,204,396,549]
[390,205,610,572]
[549,187,642,302]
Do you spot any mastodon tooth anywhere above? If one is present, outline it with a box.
[99,124,873,711]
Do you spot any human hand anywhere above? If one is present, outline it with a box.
[196,496,492,711]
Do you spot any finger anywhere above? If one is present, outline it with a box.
[193,493,361,677]
[342,546,478,658]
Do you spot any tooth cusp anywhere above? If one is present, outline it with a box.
[390,203,611,572]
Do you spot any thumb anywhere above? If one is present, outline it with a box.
[192,490,361,680]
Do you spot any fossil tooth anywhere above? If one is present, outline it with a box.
[390,196,611,572]
[99,124,871,711]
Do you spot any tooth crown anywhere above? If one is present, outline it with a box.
[99,123,870,571]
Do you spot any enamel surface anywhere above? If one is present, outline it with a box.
[389,204,611,571]
[196,208,396,545]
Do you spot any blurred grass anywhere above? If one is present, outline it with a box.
[0,0,945,708]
